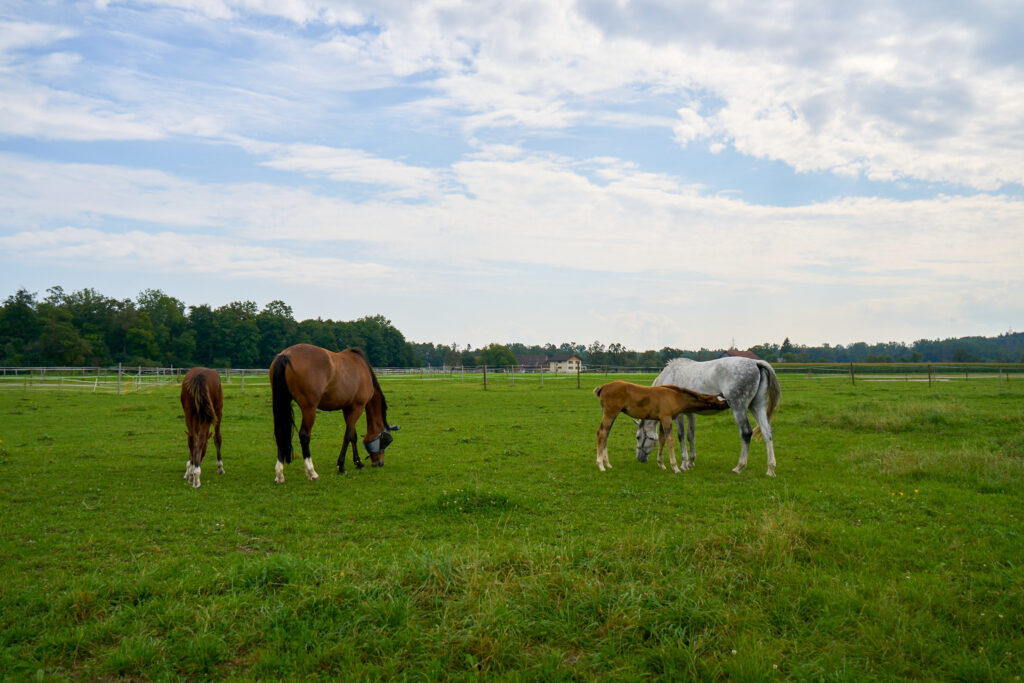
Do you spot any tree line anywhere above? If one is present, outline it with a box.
[415,335,1024,367]
[0,287,418,368]
[3,287,1022,368]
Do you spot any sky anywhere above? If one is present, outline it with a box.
[1,0,1022,352]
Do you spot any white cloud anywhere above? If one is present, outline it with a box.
[244,141,448,198]
[2,152,1020,289]
[0,225,397,286]
[8,2,1024,188]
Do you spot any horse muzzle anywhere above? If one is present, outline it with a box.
[365,425,399,462]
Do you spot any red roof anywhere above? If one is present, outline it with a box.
[721,349,760,360]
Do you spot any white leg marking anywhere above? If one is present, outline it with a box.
[275,460,285,484]
[192,466,201,488]
[304,458,319,481]
[217,458,225,475]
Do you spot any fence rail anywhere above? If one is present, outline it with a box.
[1,362,1021,393]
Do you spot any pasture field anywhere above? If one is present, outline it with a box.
[1,373,1022,681]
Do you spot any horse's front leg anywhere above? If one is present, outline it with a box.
[659,419,680,473]
[299,407,319,481]
[673,414,690,470]
[656,420,666,470]
[685,414,696,470]
[596,412,616,471]
[337,425,361,474]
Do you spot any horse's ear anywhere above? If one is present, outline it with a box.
[632,419,641,426]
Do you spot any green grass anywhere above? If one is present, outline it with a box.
[1,374,1022,680]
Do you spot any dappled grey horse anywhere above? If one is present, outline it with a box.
[635,357,781,476]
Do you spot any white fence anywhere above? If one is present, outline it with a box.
[0,366,268,394]
[3,363,1019,394]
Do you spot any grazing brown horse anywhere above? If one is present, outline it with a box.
[594,380,728,473]
[271,343,396,483]
[180,367,224,488]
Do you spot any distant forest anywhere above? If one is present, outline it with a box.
[2,287,1022,368]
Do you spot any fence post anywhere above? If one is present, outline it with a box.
[849,363,855,386]
[928,364,933,387]
[241,370,245,393]
[577,363,581,389]
[540,366,544,388]
[483,365,488,390]
[118,363,122,395]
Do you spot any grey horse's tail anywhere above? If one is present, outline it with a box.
[752,361,781,440]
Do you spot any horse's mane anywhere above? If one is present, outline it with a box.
[347,347,389,423]
[665,357,696,370]
[662,384,698,398]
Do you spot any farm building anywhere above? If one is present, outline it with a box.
[548,354,583,373]
[515,355,548,371]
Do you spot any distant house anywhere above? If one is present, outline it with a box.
[516,355,548,371]
[548,354,583,373]
[720,349,760,360]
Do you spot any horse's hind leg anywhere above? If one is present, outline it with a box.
[214,420,224,475]
[731,407,753,474]
[299,407,320,481]
[184,432,195,483]
[596,412,616,471]
[752,402,776,477]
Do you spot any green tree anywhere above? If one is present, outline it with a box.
[29,304,93,365]
[137,289,190,364]
[188,304,217,365]
[213,301,260,368]
[0,289,42,363]
[257,300,298,366]
[479,343,517,367]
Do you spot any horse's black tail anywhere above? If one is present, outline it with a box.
[271,354,294,464]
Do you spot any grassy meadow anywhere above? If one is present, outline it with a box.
[1,372,1022,681]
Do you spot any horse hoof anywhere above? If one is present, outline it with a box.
[355,462,365,470]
